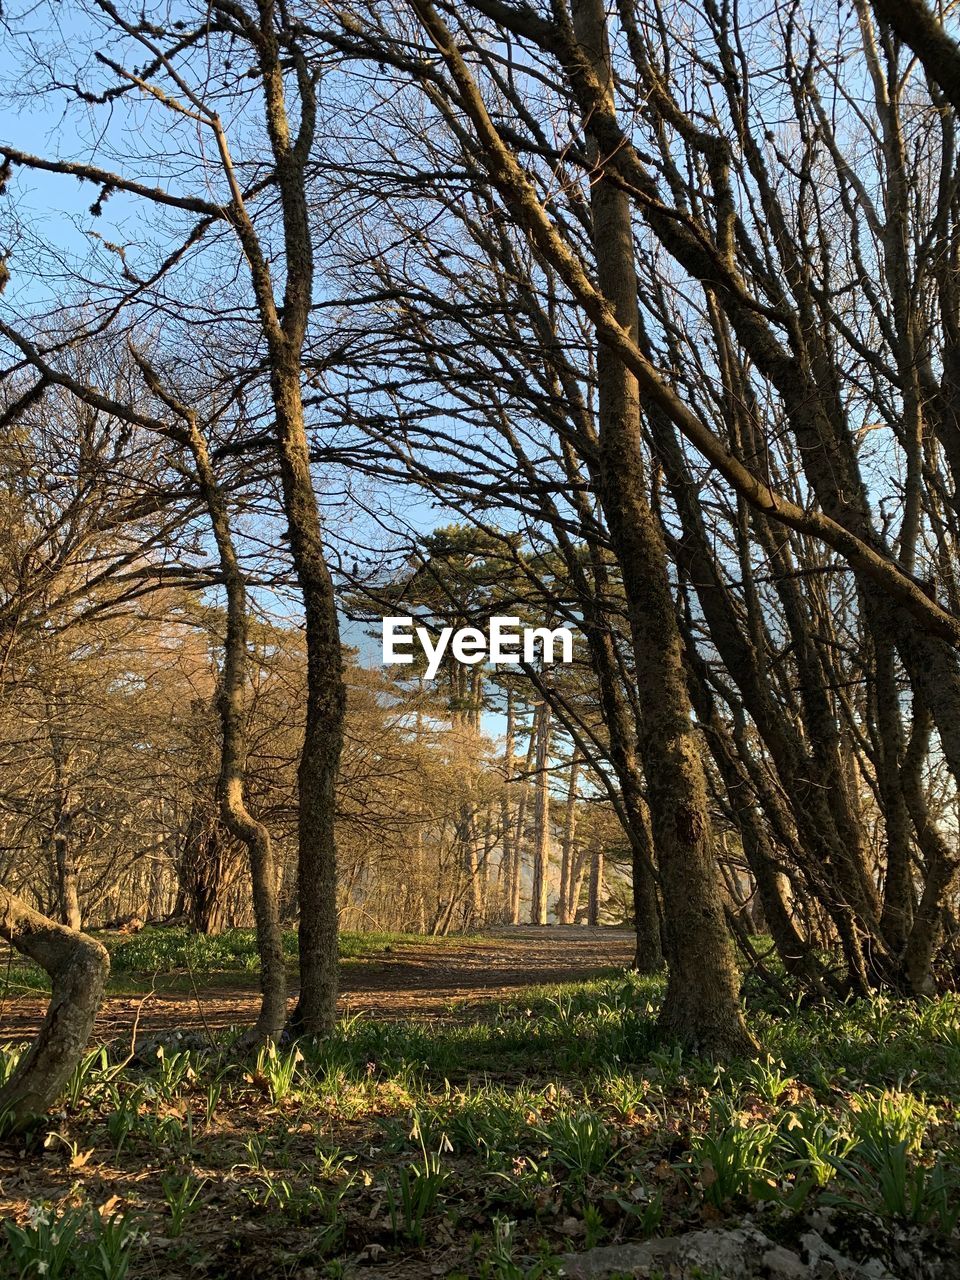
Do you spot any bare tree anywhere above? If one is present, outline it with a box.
[1,0,347,1032]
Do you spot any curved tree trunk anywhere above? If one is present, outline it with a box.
[136,359,288,1041]
[203,511,287,1040]
[0,888,108,1132]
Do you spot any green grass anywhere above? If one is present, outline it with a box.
[3,968,960,1277]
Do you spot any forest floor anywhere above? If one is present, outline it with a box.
[3,928,960,1279]
[0,926,635,1039]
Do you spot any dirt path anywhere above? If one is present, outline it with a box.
[1,926,636,1041]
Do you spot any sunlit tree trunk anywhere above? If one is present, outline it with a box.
[499,688,515,922]
[0,888,109,1132]
[558,748,581,924]
[529,701,552,925]
[569,846,589,924]
[510,712,537,924]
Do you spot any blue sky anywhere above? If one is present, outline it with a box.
[0,8,526,763]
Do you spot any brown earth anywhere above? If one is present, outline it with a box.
[0,925,636,1042]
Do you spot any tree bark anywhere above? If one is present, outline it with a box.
[194,442,287,1041]
[53,794,81,933]
[136,361,288,1040]
[630,807,664,974]
[0,888,108,1132]
[499,687,515,922]
[510,711,538,924]
[243,19,345,1034]
[587,845,604,927]
[568,0,753,1056]
[569,846,589,924]
[869,0,960,114]
[558,748,580,924]
[179,798,230,936]
[529,701,552,925]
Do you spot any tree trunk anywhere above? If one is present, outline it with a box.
[687,649,838,997]
[558,748,581,924]
[630,814,664,973]
[0,888,108,1132]
[559,460,664,967]
[571,0,753,1057]
[222,12,345,1035]
[530,701,552,925]
[179,802,230,936]
[47,714,81,932]
[196,438,287,1041]
[499,688,515,922]
[510,711,538,924]
[53,794,81,932]
[274,363,344,1036]
[569,846,589,923]
[587,846,604,926]
[135,361,289,1040]
[452,676,485,928]
[901,700,959,991]
[551,391,664,966]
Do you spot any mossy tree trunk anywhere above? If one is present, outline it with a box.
[570,0,754,1057]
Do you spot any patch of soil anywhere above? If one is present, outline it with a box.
[0,926,636,1041]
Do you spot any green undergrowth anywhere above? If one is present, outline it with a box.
[3,971,960,1277]
[0,927,479,996]
[106,926,478,974]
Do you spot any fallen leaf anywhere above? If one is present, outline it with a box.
[99,1195,121,1218]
